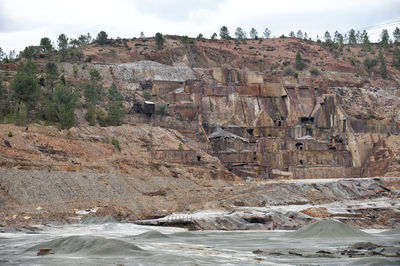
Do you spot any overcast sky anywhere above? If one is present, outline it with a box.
[1,0,400,54]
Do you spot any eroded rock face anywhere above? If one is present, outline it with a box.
[47,36,400,179]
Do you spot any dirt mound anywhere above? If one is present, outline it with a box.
[26,235,147,256]
[300,207,331,218]
[286,219,371,239]
[135,230,169,239]
[81,216,118,224]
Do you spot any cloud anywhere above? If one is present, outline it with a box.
[0,0,399,54]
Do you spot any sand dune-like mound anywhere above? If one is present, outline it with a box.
[135,230,170,239]
[286,219,371,239]
[26,235,146,256]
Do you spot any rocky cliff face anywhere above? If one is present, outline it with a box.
[1,36,400,228]
[53,37,400,179]
[3,36,399,179]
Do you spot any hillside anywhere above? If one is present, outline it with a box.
[1,36,400,228]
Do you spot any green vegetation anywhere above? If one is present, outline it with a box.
[85,104,96,126]
[234,27,246,40]
[380,29,390,50]
[11,61,40,120]
[142,90,152,101]
[219,26,231,39]
[84,69,103,105]
[263,28,271,38]
[394,27,400,44]
[363,57,378,70]
[73,65,78,77]
[42,84,79,129]
[96,109,106,127]
[156,104,167,116]
[282,66,295,76]
[348,56,360,65]
[106,83,124,126]
[40,37,53,55]
[310,68,320,76]
[111,137,121,151]
[57,34,69,61]
[378,50,387,78]
[295,51,305,70]
[393,47,400,69]
[249,28,258,39]
[210,33,217,39]
[8,131,12,137]
[348,29,357,45]
[45,62,59,91]
[361,30,372,52]
[0,76,8,120]
[96,31,108,45]
[155,32,164,50]
[180,35,189,44]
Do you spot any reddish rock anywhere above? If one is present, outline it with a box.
[300,207,331,218]
[37,248,53,256]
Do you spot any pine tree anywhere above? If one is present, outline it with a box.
[0,75,6,119]
[50,84,79,129]
[393,47,400,69]
[234,27,246,39]
[296,30,303,39]
[378,50,388,78]
[263,28,271,38]
[361,30,371,52]
[219,26,231,39]
[96,31,108,45]
[84,69,103,105]
[324,31,332,43]
[393,27,400,43]
[57,34,69,61]
[295,51,305,70]
[40,37,53,54]
[11,61,40,117]
[348,29,357,45]
[249,28,258,39]
[45,62,58,92]
[106,83,124,126]
[381,29,390,50]
[155,32,164,50]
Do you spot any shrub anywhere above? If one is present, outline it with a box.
[348,56,360,65]
[282,66,295,76]
[363,57,378,70]
[142,90,152,101]
[8,131,12,137]
[73,65,78,78]
[178,143,183,150]
[156,104,167,115]
[85,105,96,126]
[310,68,320,76]
[111,137,121,151]
[96,109,106,127]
